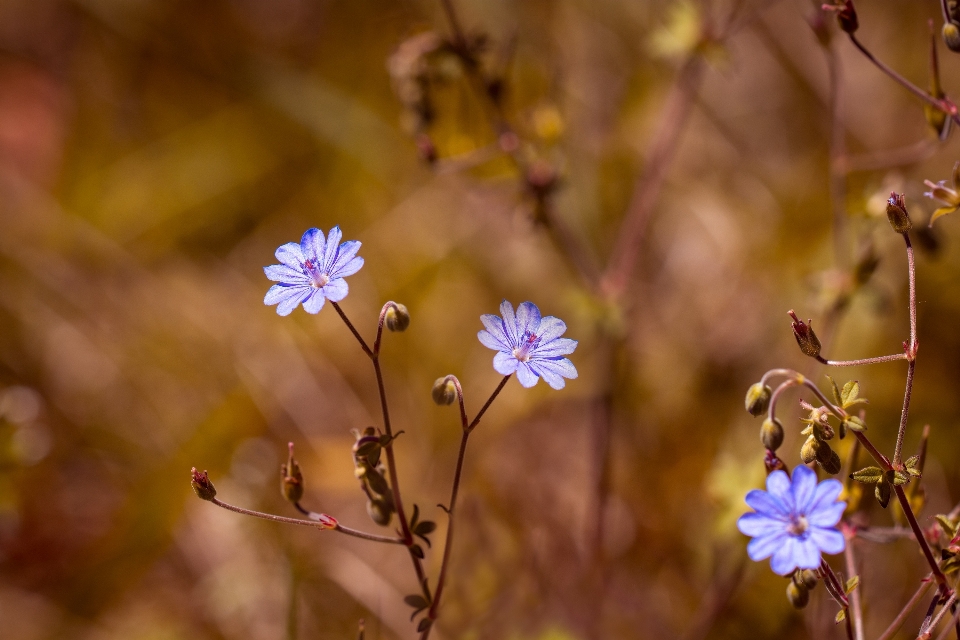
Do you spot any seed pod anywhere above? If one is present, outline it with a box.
[886,192,913,234]
[787,581,810,609]
[281,442,304,504]
[745,383,772,417]
[944,22,960,52]
[788,311,822,359]
[191,468,217,501]
[801,436,820,464]
[384,303,411,332]
[760,418,785,451]
[366,499,392,526]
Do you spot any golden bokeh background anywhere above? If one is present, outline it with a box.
[2,0,960,638]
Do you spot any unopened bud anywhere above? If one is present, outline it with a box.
[787,581,810,609]
[366,499,392,526]
[886,192,913,234]
[764,450,787,475]
[944,22,960,52]
[432,377,457,405]
[191,468,217,501]
[760,418,785,451]
[817,442,843,476]
[801,436,820,464]
[823,1,857,33]
[799,569,819,589]
[745,383,772,417]
[316,513,338,530]
[789,310,822,359]
[384,303,410,332]
[281,442,304,504]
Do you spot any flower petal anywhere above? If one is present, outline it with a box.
[322,278,348,302]
[329,241,362,276]
[264,264,309,284]
[515,302,542,336]
[265,283,304,305]
[516,362,539,387]
[493,351,519,375]
[302,290,326,314]
[747,531,787,562]
[791,464,818,513]
[499,300,519,346]
[793,536,824,570]
[769,537,804,575]
[480,314,512,350]
[530,357,577,382]
[807,478,843,514]
[534,365,566,389]
[809,526,845,555]
[478,330,507,352]
[807,502,846,528]
[275,242,305,269]
[744,488,790,519]
[322,225,343,271]
[766,469,794,511]
[267,286,311,316]
[537,316,567,342]
[737,512,786,538]
[300,228,325,262]
[534,337,578,357]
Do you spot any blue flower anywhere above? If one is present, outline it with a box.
[263,226,364,316]
[737,465,846,575]
[478,300,578,389]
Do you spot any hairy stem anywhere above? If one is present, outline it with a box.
[843,532,865,640]
[824,353,908,367]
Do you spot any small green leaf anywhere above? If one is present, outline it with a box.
[404,594,429,609]
[355,440,380,457]
[835,609,846,624]
[892,470,910,486]
[414,520,437,536]
[844,576,860,594]
[844,416,867,432]
[411,544,425,559]
[827,375,841,406]
[904,455,921,470]
[800,425,813,436]
[941,555,960,575]
[849,466,884,484]
[936,515,958,539]
[906,467,922,478]
[410,504,420,529]
[840,380,859,406]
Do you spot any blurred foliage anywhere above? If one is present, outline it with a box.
[2,0,960,639]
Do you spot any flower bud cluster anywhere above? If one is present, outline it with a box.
[352,427,395,526]
[787,569,819,609]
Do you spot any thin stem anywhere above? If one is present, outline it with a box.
[211,498,405,544]
[895,234,918,466]
[923,592,958,639]
[848,34,960,126]
[820,558,849,608]
[824,353,908,367]
[894,485,949,589]
[331,301,373,357]
[331,301,429,598]
[941,0,952,26]
[844,614,854,640]
[906,234,918,351]
[876,576,933,640]
[422,375,511,639]
[843,531,865,640]
[933,605,960,640]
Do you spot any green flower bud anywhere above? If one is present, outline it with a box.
[190,467,217,501]
[800,436,820,464]
[944,22,960,52]
[745,383,772,417]
[432,377,457,406]
[819,446,842,475]
[799,569,819,589]
[787,581,810,609]
[384,303,411,332]
[788,310,822,359]
[886,192,912,234]
[760,418,785,452]
[281,442,304,504]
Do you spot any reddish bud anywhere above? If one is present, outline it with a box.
[191,467,217,501]
[788,310,822,359]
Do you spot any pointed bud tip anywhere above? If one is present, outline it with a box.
[191,467,217,501]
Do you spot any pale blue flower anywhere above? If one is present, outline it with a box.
[263,226,363,316]
[737,465,846,575]
[478,300,578,389]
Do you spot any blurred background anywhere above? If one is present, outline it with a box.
[2,0,960,638]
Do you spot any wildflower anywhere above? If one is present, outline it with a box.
[263,226,364,316]
[737,465,846,575]
[478,300,578,389]
[925,161,960,226]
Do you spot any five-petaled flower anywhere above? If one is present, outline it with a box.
[478,300,578,389]
[737,465,846,575]
[264,226,364,316]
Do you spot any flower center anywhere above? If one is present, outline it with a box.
[303,259,330,288]
[512,332,538,362]
[787,515,809,536]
